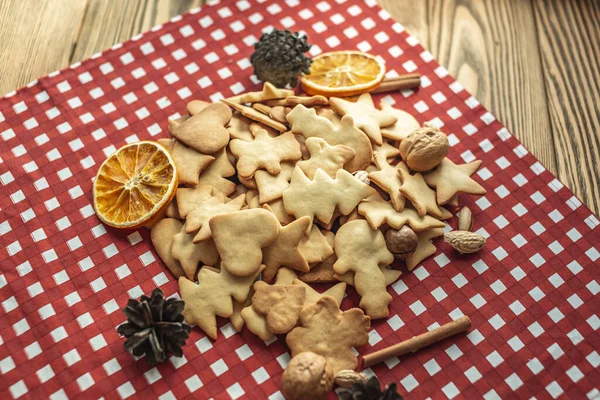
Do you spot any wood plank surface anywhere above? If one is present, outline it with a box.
[0,0,598,214]
[0,0,88,95]
[532,0,600,214]
[71,0,204,61]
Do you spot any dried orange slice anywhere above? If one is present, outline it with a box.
[301,51,386,97]
[93,141,178,229]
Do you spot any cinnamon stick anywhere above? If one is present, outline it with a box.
[362,316,471,368]
[371,73,421,93]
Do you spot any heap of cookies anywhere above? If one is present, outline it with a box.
[143,81,486,396]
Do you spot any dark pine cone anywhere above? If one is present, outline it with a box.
[250,28,313,88]
[117,288,191,367]
[337,376,403,400]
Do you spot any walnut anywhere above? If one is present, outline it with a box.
[281,352,334,400]
[385,226,418,259]
[399,124,449,171]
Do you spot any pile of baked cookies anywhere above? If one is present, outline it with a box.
[150,82,486,375]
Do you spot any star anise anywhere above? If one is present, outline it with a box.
[337,376,403,400]
[117,288,191,366]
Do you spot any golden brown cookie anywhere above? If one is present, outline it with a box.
[225,82,294,104]
[241,268,297,341]
[358,193,445,231]
[222,100,288,132]
[150,218,185,278]
[255,162,295,204]
[227,111,254,142]
[293,279,346,307]
[398,168,451,219]
[262,215,312,282]
[368,152,408,211]
[175,184,215,218]
[179,265,264,339]
[379,102,420,141]
[287,105,372,172]
[263,199,295,225]
[286,296,370,374]
[210,208,280,276]
[187,100,210,115]
[283,166,375,228]
[299,225,335,264]
[172,140,215,185]
[197,148,236,196]
[296,137,356,179]
[329,93,397,145]
[405,228,445,271]
[171,222,219,280]
[185,194,245,242]
[334,220,394,319]
[171,102,231,154]
[423,158,486,204]
[252,285,306,334]
[372,141,400,159]
[230,125,302,178]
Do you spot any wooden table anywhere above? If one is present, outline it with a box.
[1,0,598,214]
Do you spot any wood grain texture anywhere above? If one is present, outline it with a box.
[380,0,557,177]
[533,0,600,214]
[0,0,598,213]
[0,0,88,95]
[71,0,204,61]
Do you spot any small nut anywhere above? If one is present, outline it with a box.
[399,125,449,172]
[281,352,334,400]
[353,170,370,185]
[458,207,473,231]
[334,370,368,388]
[444,231,486,254]
[385,226,418,258]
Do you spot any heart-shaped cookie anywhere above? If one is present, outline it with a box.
[210,208,280,276]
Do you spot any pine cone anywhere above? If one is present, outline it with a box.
[337,376,403,400]
[250,28,313,88]
[117,288,191,366]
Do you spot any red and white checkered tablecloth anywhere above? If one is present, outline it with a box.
[0,0,598,399]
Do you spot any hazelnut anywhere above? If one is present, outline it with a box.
[385,226,418,258]
[399,124,449,172]
[281,352,334,400]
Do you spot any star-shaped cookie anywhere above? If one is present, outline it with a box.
[358,193,445,231]
[405,228,444,270]
[329,93,397,145]
[197,148,236,196]
[379,102,420,141]
[424,158,486,204]
[372,141,400,159]
[176,184,215,218]
[398,169,451,219]
[172,140,215,185]
[226,82,294,104]
[368,152,408,211]
[230,125,302,178]
[171,223,219,280]
[185,194,245,242]
[262,216,313,282]
[296,137,356,179]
